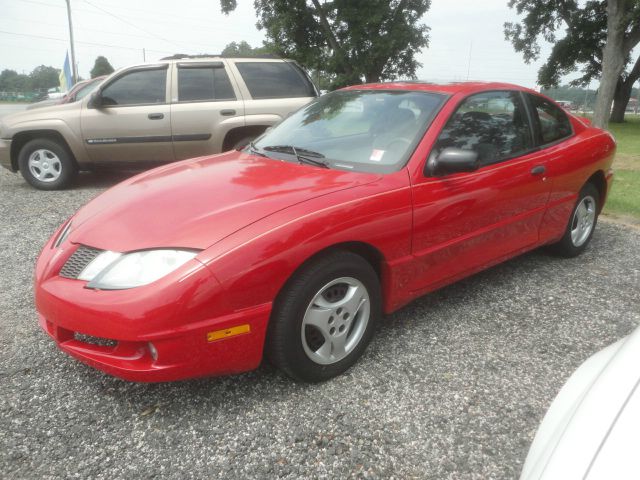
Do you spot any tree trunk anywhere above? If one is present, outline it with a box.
[593,0,627,128]
[309,0,353,77]
[610,78,633,122]
[610,53,640,122]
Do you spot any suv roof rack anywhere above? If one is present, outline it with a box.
[160,53,283,60]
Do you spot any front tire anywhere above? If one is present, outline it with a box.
[267,251,381,382]
[18,138,77,190]
[550,182,599,257]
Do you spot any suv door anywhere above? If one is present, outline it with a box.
[409,90,553,292]
[80,64,174,166]
[170,61,245,159]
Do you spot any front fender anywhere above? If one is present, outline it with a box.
[10,118,87,166]
[198,170,414,314]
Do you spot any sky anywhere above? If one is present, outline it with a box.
[1,0,571,89]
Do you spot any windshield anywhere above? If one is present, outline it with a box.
[74,79,102,101]
[252,89,446,173]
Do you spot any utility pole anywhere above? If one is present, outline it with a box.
[143,48,146,62]
[466,41,473,81]
[65,0,78,85]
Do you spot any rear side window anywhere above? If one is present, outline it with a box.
[528,94,573,145]
[235,62,316,99]
[433,90,533,166]
[101,69,166,106]
[177,67,236,102]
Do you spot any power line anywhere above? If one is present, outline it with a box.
[0,29,171,55]
[82,0,187,51]
[1,14,177,41]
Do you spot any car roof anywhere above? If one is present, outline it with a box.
[343,81,539,96]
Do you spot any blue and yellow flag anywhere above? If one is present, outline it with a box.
[59,52,73,91]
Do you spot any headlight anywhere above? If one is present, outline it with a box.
[80,249,198,290]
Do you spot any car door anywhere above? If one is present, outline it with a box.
[170,61,245,159]
[409,90,553,293]
[80,64,174,166]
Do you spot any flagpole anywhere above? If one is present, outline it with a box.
[65,0,78,85]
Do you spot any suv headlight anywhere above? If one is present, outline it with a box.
[81,249,198,290]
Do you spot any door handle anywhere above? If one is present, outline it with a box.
[531,165,546,175]
[220,109,236,116]
[148,113,164,120]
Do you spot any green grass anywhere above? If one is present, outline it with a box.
[604,170,640,218]
[603,114,640,221]
[607,115,640,158]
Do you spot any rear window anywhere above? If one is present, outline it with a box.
[528,94,573,145]
[177,67,236,102]
[235,61,316,99]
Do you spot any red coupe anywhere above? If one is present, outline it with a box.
[34,82,615,382]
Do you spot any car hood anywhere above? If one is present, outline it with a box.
[68,152,381,252]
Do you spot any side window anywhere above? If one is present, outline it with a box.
[235,61,316,99]
[433,90,533,167]
[177,67,236,102]
[101,69,166,106]
[528,94,573,144]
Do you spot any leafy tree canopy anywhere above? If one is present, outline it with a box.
[505,0,640,123]
[29,65,60,90]
[220,0,431,89]
[90,56,115,78]
[221,41,272,56]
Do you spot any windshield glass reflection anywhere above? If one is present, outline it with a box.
[253,90,446,173]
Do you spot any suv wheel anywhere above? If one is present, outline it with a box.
[18,138,77,190]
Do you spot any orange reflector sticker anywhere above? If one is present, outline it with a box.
[207,324,251,342]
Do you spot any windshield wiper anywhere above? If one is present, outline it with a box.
[262,145,330,168]
[246,141,268,157]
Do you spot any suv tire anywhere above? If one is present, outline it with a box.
[18,138,77,190]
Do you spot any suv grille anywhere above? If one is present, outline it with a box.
[59,246,103,279]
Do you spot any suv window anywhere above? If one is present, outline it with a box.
[101,69,166,106]
[432,90,533,167]
[178,67,236,102]
[528,94,573,144]
[235,62,315,99]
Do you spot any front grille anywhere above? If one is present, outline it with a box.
[59,245,103,279]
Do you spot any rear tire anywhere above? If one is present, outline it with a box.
[549,182,599,257]
[18,138,76,190]
[267,251,381,382]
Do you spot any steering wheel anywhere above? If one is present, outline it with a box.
[384,137,412,151]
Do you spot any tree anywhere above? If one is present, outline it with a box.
[220,0,431,89]
[221,40,272,57]
[0,69,31,92]
[505,0,640,126]
[593,0,640,126]
[90,56,114,78]
[29,65,59,90]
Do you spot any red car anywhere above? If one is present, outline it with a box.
[34,82,615,382]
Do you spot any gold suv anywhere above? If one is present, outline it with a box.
[0,56,318,189]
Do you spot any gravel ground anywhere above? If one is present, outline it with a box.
[1,167,639,479]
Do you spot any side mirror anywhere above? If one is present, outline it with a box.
[88,91,103,109]
[427,147,479,177]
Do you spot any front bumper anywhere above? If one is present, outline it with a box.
[35,235,271,382]
[0,138,13,172]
